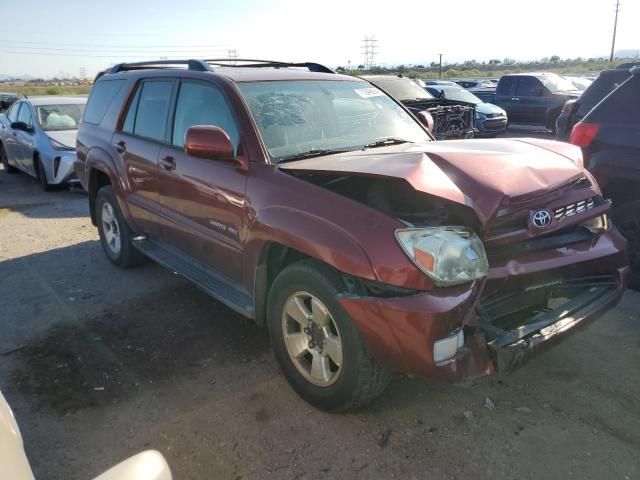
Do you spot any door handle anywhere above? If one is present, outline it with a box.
[114,140,126,153]
[160,155,176,171]
[511,97,520,101]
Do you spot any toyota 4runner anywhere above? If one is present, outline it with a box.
[76,59,629,411]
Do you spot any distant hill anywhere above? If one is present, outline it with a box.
[615,49,640,58]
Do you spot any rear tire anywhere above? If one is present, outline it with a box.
[95,185,144,268]
[0,144,18,173]
[266,260,392,412]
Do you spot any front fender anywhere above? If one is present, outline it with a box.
[244,205,377,287]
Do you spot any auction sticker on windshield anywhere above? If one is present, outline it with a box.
[355,87,383,98]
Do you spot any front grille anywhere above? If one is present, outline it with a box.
[486,226,593,258]
[482,119,507,130]
[553,198,594,221]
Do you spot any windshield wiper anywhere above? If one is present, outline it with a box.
[363,138,412,149]
[277,148,356,163]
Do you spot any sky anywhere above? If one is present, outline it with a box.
[0,0,638,78]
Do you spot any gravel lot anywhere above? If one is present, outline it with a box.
[1,131,639,480]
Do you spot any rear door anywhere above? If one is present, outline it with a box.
[512,76,548,124]
[111,78,176,237]
[494,76,515,116]
[157,78,246,282]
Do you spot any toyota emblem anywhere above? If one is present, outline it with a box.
[532,210,552,229]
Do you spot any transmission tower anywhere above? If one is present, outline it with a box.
[361,36,378,70]
[228,49,238,65]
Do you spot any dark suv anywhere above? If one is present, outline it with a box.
[494,72,580,132]
[76,59,628,411]
[557,68,634,141]
[570,67,640,287]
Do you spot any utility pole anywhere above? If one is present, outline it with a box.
[347,59,351,72]
[438,53,443,78]
[361,36,378,70]
[610,0,620,62]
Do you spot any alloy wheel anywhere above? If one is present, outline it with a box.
[281,291,343,387]
[101,202,122,255]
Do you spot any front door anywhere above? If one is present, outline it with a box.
[2,102,23,167]
[158,79,246,282]
[113,78,176,237]
[513,77,548,125]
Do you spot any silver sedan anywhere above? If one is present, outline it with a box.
[0,96,86,190]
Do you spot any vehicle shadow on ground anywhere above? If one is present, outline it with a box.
[6,274,269,416]
[0,173,88,219]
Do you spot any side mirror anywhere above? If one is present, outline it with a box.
[185,125,237,164]
[10,121,30,132]
[416,110,434,132]
[92,450,172,480]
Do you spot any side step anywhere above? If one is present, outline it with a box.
[132,238,254,318]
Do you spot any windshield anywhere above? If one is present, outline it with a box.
[238,80,431,163]
[366,77,435,101]
[426,86,482,104]
[36,103,86,131]
[537,74,579,93]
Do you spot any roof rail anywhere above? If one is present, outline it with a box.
[203,59,334,73]
[107,59,213,74]
[95,58,334,81]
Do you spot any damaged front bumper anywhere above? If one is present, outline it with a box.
[337,228,629,383]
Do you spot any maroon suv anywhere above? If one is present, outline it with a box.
[75,59,628,411]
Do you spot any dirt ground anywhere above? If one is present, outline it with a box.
[1,136,639,480]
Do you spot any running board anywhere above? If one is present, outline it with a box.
[132,238,254,318]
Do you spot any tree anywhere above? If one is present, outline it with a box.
[357,64,365,70]
[336,66,346,73]
[550,55,561,63]
[489,59,501,65]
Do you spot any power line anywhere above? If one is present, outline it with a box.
[0,40,230,49]
[0,50,230,58]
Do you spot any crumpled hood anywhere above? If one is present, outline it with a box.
[279,138,586,226]
[46,130,77,149]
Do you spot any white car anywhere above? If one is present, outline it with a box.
[0,390,172,480]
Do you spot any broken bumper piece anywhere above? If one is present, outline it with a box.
[484,267,629,373]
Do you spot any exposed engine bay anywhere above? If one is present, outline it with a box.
[291,173,480,231]
[404,99,475,140]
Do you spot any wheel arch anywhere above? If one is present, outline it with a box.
[247,207,378,326]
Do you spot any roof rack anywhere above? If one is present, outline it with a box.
[99,58,334,78]
[107,59,213,74]
[203,59,334,73]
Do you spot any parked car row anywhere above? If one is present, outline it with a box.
[57,58,630,411]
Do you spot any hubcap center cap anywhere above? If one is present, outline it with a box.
[306,323,325,351]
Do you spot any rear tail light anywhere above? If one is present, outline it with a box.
[569,122,599,148]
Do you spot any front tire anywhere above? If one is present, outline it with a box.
[35,157,54,191]
[267,260,392,412]
[96,186,144,268]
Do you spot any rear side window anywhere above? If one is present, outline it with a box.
[84,79,126,125]
[122,80,174,142]
[515,77,543,96]
[171,81,239,149]
[589,76,640,125]
[577,70,631,115]
[497,76,514,94]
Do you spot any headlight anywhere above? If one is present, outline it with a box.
[475,111,486,120]
[395,227,489,287]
